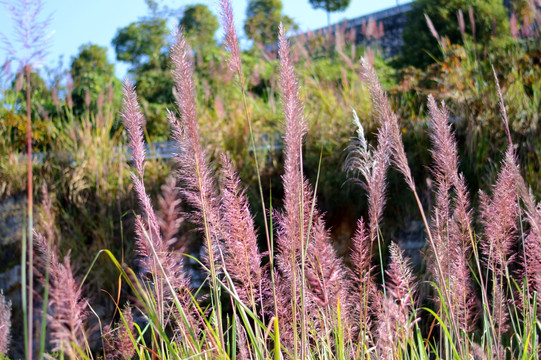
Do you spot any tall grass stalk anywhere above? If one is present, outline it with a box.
[24,63,34,360]
[360,58,466,356]
[2,1,52,356]
[219,0,276,325]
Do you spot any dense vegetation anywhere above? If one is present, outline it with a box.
[0,0,540,358]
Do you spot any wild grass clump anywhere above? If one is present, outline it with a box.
[2,1,540,359]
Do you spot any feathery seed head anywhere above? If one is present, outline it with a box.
[220,0,242,77]
[220,155,262,306]
[169,31,222,270]
[1,0,52,69]
[122,80,146,179]
[424,14,440,41]
[360,58,415,191]
[480,149,520,273]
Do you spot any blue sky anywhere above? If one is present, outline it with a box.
[0,0,409,79]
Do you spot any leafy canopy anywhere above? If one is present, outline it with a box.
[112,18,169,69]
[180,4,219,49]
[70,43,115,111]
[308,0,351,13]
[399,0,510,69]
[244,0,295,45]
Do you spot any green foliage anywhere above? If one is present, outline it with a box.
[112,17,169,69]
[308,0,351,25]
[0,70,58,152]
[308,0,351,12]
[180,4,219,49]
[70,43,116,112]
[395,34,541,194]
[112,17,173,139]
[399,0,510,69]
[244,0,295,45]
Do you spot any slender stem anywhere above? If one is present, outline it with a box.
[376,229,386,297]
[21,227,28,360]
[25,64,34,360]
[198,171,224,351]
[299,132,307,360]
[466,223,498,347]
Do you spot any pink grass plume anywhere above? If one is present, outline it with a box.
[220,0,242,77]
[219,154,263,307]
[169,32,222,265]
[275,23,308,269]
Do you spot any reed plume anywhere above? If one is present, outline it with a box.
[425,14,441,42]
[360,58,415,192]
[122,81,191,332]
[492,67,541,310]
[427,97,459,187]
[349,218,377,337]
[1,0,52,68]
[273,28,317,351]
[377,243,417,360]
[158,176,184,249]
[169,31,221,269]
[102,303,136,360]
[122,80,161,246]
[476,148,519,349]
[219,0,242,77]
[168,29,227,348]
[275,23,308,272]
[346,110,391,241]
[427,96,477,332]
[272,270,297,347]
[429,175,452,278]
[359,62,471,342]
[385,243,416,310]
[219,154,262,308]
[2,3,52,355]
[32,185,87,358]
[305,215,349,311]
[274,24,331,357]
[523,212,541,307]
[235,314,250,360]
[479,149,519,275]
[377,297,403,360]
[510,147,541,305]
[520,195,541,306]
[35,232,87,358]
[304,214,354,350]
[219,0,274,287]
[447,239,478,333]
[122,81,165,315]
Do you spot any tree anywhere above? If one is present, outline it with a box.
[112,17,174,139]
[112,18,169,69]
[308,0,351,27]
[70,43,115,111]
[244,0,295,45]
[399,0,510,69]
[180,4,219,49]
